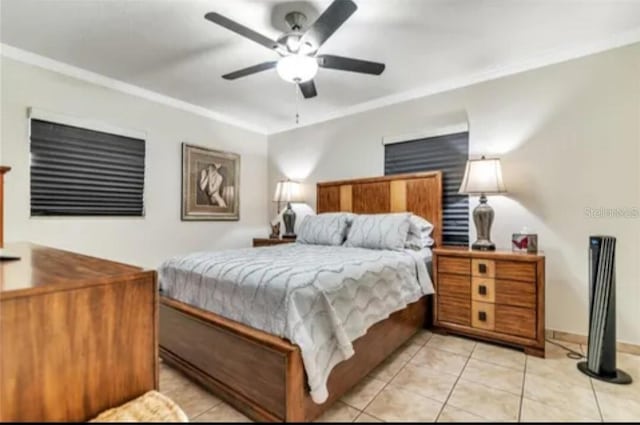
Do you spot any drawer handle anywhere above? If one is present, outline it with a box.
[478,285,487,295]
[478,263,487,274]
[478,311,487,322]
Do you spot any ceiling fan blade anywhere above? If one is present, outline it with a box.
[317,54,385,75]
[298,80,317,99]
[205,12,280,51]
[222,61,277,80]
[300,0,357,50]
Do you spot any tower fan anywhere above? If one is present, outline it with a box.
[577,236,632,384]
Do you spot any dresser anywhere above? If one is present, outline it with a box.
[253,237,296,247]
[433,247,545,357]
[0,243,158,421]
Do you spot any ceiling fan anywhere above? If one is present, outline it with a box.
[204,0,385,99]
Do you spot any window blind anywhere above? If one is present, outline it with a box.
[30,119,145,216]
[384,132,469,246]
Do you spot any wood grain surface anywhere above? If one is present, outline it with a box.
[317,172,443,246]
[438,273,471,299]
[0,243,157,422]
[433,247,545,357]
[438,256,471,275]
[253,238,296,247]
[437,295,471,326]
[160,296,429,422]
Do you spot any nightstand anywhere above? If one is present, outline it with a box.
[433,247,546,357]
[252,238,296,247]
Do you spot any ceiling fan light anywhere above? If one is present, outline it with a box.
[276,55,318,83]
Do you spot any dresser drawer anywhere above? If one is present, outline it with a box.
[438,257,470,275]
[471,301,495,331]
[471,259,495,278]
[495,279,536,308]
[437,295,470,326]
[495,261,536,283]
[471,276,495,303]
[438,274,471,299]
[495,305,536,339]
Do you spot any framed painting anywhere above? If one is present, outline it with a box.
[182,143,240,221]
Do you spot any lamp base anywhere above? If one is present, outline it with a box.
[282,202,297,239]
[471,194,496,251]
[472,240,496,251]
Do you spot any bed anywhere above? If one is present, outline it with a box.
[158,171,443,422]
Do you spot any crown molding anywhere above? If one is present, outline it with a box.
[0,43,268,135]
[3,23,640,139]
[268,27,640,135]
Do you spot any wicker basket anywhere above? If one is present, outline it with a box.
[89,390,188,422]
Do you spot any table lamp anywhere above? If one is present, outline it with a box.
[273,179,302,239]
[458,156,506,251]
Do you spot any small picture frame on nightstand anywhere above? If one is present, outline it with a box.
[512,232,538,253]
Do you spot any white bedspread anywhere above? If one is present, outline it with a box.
[158,243,433,403]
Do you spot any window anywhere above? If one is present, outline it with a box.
[384,131,469,246]
[30,118,145,216]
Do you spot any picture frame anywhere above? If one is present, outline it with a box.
[181,143,240,221]
[512,232,538,253]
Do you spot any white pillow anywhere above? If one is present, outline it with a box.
[344,213,411,251]
[296,213,353,246]
[405,214,435,249]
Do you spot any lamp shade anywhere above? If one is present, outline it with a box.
[273,180,303,203]
[458,156,506,195]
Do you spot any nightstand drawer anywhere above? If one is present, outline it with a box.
[438,257,470,275]
[472,259,495,278]
[472,301,495,331]
[432,247,545,357]
[495,279,536,308]
[495,305,536,339]
[471,277,495,303]
[438,274,470,299]
[438,295,470,326]
[495,261,536,283]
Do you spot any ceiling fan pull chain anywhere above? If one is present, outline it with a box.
[295,81,300,125]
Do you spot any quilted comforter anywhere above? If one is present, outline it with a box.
[158,243,433,403]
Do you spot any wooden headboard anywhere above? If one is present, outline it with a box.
[316,171,443,246]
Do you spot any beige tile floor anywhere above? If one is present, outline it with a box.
[159,331,640,422]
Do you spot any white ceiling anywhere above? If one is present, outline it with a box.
[2,0,640,134]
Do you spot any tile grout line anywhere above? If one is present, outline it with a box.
[433,341,476,422]
[453,354,527,396]
[159,365,224,422]
[518,353,528,422]
[190,406,212,422]
[582,344,605,422]
[356,332,434,422]
[589,377,605,422]
[433,342,529,422]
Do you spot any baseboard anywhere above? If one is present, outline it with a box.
[546,329,640,356]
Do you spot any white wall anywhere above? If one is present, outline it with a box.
[1,57,269,268]
[268,44,640,344]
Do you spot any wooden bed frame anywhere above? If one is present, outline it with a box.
[159,171,443,422]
